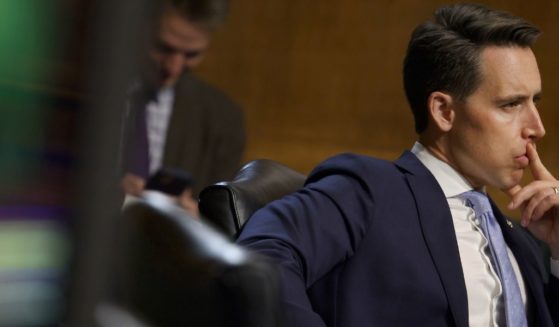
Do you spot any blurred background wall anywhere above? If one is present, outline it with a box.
[195,0,559,214]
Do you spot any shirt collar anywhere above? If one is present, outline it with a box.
[155,86,175,104]
[411,142,478,198]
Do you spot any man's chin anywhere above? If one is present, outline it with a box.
[498,171,524,191]
[144,72,178,89]
[158,78,178,88]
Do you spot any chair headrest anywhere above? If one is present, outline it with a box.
[110,198,282,326]
[198,159,306,238]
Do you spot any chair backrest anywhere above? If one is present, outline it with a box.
[198,159,306,239]
[109,195,283,327]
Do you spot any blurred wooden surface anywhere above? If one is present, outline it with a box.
[195,0,559,217]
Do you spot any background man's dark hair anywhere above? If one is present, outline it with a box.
[160,0,229,30]
[403,3,541,134]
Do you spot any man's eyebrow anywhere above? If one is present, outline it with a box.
[154,40,207,59]
[495,91,542,103]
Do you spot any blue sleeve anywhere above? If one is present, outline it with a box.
[237,155,380,325]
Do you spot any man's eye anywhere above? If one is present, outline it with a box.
[184,51,201,59]
[503,101,521,109]
[156,42,176,54]
[533,97,541,107]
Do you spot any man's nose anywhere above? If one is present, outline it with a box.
[523,103,546,141]
[163,52,186,75]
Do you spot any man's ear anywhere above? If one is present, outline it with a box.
[427,91,455,132]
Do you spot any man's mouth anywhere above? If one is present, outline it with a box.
[514,154,529,168]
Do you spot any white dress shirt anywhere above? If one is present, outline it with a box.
[411,142,527,326]
[146,87,175,174]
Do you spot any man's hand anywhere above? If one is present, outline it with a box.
[121,172,199,218]
[506,143,559,258]
[121,173,146,196]
[178,189,200,219]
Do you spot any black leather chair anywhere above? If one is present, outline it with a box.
[198,159,306,239]
[108,194,283,327]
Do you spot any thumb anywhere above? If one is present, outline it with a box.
[527,143,553,181]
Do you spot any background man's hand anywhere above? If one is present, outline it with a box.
[121,173,146,197]
[178,189,200,219]
[121,172,199,218]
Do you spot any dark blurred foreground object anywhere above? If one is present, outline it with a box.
[106,195,283,326]
[199,159,306,239]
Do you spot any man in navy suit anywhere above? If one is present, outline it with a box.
[237,4,559,326]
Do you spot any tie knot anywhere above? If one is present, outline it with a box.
[459,190,492,217]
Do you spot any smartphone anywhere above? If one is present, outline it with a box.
[145,167,193,196]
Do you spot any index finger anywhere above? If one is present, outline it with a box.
[504,184,522,198]
[527,143,554,181]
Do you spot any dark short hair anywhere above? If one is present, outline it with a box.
[403,3,540,134]
[162,0,229,30]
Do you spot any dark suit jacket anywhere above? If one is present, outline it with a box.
[124,72,246,196]
[237,152,559,326]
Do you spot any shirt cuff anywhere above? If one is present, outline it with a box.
[551,257,559,278]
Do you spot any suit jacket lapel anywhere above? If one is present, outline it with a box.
[164,72,204,170]
[396,151,469,327]
[490,202,554,326]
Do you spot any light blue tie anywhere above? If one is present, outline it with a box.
[460,190,527,327]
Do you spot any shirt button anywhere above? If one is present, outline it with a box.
[474,218,480,226]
